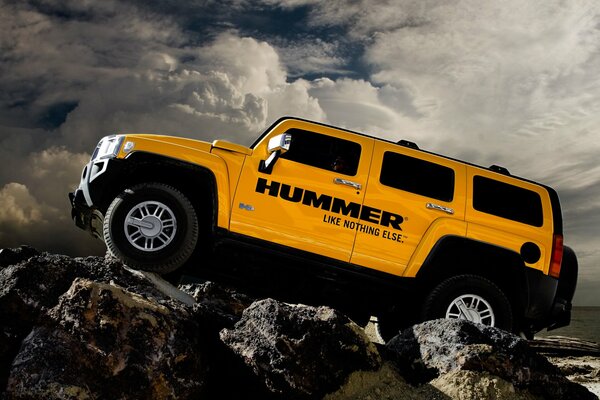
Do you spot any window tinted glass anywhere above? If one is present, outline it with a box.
[473,176,543,226]
[279,128,361,176]
[380,151,455,201]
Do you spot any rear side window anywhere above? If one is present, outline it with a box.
[280,128,361,176]
[380,151,455,202]
[473,176,543,226]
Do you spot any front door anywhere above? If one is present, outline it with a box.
[231,120,374,262]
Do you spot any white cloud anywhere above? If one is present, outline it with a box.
[0,180,104,255]
[2,0,600,305]
[364,1,600,150]
[0,183,44,226]
[258,0,600,305]
[306,78,423,141]
[54,31,329,147]
[264,79,326,124]
[261,0,433,38]
[0,2,329,255]
[273,38,348,77]
[0,147,93,231]
[197,33,287,95]
[0,148,105,255]
[29,147,91,210]
[257,0,321,8]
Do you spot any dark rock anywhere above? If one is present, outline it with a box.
[0,253,79,327]
[180,281,255,328]
[386,319,596,399]
[0,246,39,268]
[220,298,382,399]
[175,282,276,399]
[0,251,87,392]
[0,250,176,330]
[0,248,189,394]
[5,278,206,399]
[0,327,24,393]
[3,248,595,399]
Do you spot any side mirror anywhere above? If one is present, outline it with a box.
[259,133,291,174]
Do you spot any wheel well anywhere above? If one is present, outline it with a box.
[416,236,527,315]
[99,153,218,234]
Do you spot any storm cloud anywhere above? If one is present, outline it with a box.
[0,0,599,305]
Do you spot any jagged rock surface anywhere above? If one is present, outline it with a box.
[6,278,206,399]
[1,247,597,400]
[0,248,214,399]
[220,298,382,399]
[180,281,255,328]
[386,318,597,400]
[0,247,169,329]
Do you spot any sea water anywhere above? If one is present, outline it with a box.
[535,306,600,344]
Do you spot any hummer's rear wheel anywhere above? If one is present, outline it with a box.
[103,182,198,274]
[422,274,513,331]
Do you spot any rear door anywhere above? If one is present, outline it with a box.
[350,141,466,276]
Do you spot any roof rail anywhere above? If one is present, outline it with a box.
[489,165,510,175]
[397,139,419,149]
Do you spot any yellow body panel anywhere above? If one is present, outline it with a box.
[351,141,467,276]
[114,119,556,279]
[466,222,549,272]
[116,135,232,229]
[230,120,374,262]
[464,166,554,275]
[403,218,468,277]
[119,134,214,153]
[210,147,247,211]
[212,140,252,155]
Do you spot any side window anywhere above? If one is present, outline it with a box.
[473,176,543,226]
[380,151,455,202]
[279,128,361,176]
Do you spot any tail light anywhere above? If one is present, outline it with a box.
[549,234,563,278]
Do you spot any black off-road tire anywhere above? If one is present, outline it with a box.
[103,182,198,274]
[421,274,513,331]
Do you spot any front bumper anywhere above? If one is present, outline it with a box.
[69,157,125,239]
[69,189,103,238]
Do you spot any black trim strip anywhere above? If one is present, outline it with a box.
[214,228,415,292]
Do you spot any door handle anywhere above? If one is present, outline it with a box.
[333,177,362,190]
[426,203,454,215]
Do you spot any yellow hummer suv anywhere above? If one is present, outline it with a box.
[70,117,578,339]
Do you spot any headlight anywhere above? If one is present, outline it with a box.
[91,135,125,161]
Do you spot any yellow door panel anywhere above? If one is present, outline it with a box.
[351,141,467,276]
[231,122,375,262]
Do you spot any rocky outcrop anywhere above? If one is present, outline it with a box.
[7,279,206,399]
[180,281,255,328]
[385,319,596,399]
[0,247,597,400]
[0,247,386,399]
[220,299,382,399]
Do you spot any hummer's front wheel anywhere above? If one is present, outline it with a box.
[103,182,198,273]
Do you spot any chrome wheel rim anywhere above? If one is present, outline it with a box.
[124,201,177,252]
[445,294,495,326]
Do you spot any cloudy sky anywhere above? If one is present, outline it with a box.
[0,0,598,305]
